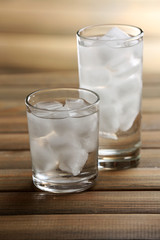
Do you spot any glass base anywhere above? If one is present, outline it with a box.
[32,174,97,194]
[98,147,140,170]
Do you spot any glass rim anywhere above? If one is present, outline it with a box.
[25,87,100,113]
[77,24,143,42]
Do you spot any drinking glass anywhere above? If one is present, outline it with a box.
[77,24,143,170]
[25,88,99,193]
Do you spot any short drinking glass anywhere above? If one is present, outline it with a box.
[25,88,99,193]
[77,24,143,170]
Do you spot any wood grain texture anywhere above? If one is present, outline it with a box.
[0,133,29,150]
[0,101,25,117]
[0,191,160,215]
[0,113,160,133]
[0,151,31,169]
[0,131,159,150]
[0,117,27,133]
[0,34,77,71]
[0,71,79,87]
[0,214,160,240]
[0,149,159,170]
[142,114,160,130]
[0,85,159,101]
[1,99,160,117]
[0,39,159,240]
[0,33,158,73]
[0,169,33,192]
[95,168,160,190]
[0,72,158,87]
[139,149,160,168]
[0,168,160,192]
[142,131,160,148]
[142,98,160,113]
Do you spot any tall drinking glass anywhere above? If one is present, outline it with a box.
[77,24,143,170]
[25,88,99,193]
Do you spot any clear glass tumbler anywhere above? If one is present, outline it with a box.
[77,24,143,170]
[25,88,99,193]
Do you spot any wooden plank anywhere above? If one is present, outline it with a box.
[142,114,160,130]
[1,98,159,118]
[0,168,160,192]
[142,131,160,148]
[0,169,33,192]
[0,101,25,117]
[142,98,160,113]
[143,73,160,85]
[0,151,31,169]
[0,71,158,87]
[0,149,160,170]
[0,85,158,101]
[0,214,160,240]
[0,71,79,87]
[0,33,158,73]
[143,86,160,98]
[0,113,159,133]
[0,131,159,150]
[0,34,77,71]
[0,117,27,133]
[0,191,160,215]
[95,168,160,191]
[139,149,160,168]
[0,133,29,150]
[0,100,159,117]
[0,87,40,101]
[0,98,160,118]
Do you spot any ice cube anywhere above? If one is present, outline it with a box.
[32,101,64,118]
[112,56,141,78]
[30,137,58,172]
[46,130,78,151]
[49,105,70,119]
[30,117,91,176]
[115,74,142,96]
[119,76,142,131]
[59,147,88,176]
[45,129,89,176]
[65,98,88,110]
[69,111,98,152]
[80,113,98,152]
[79,67,111,90]
[65,98,94,118]
[27,110,72,139]
[101,27,138,47]
[101,27,130,41]
[81,128,98,152]
[78,44,106,67]
[80,78,121,137]
[65,98,90,117]
[96,28,131,72]
[100,104,120,134]
[119,94,140,131]
[27,112,55,137]
[35,101,63,110]
[30,130,78,171]
[95,84,120,134]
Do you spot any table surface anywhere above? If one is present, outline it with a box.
[0,71,160,240]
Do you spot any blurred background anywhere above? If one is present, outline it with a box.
[0,0,159,75]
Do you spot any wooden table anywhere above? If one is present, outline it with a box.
[0,71,160,239]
